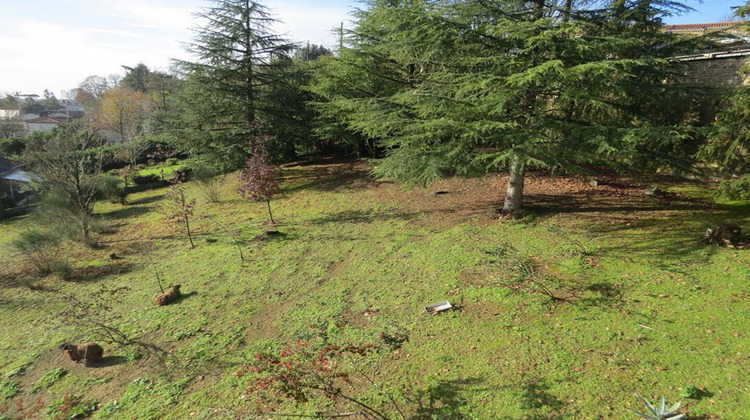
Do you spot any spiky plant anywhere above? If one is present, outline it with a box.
[630,395,685,419]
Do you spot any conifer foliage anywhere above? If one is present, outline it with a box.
[179,0,295,169]
[314,0,694,213]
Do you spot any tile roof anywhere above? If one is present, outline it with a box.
[25,117,61,124]
[664,21,744,31]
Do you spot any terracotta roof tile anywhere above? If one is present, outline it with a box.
[664,21,744,31]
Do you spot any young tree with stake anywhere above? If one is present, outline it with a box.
[160,183,197,248]
[238,132,281,225]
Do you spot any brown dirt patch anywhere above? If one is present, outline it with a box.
[364,167,713,228]
[4,341,170,419]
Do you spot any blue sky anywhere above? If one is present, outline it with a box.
[0,0,744,98]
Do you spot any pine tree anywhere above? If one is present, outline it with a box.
[315,0,695,213]
[702,2,750,175]
[178,0,295,170]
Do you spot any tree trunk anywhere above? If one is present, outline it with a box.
[502,151,526,214]
[81,218,90,240]
[563,0,572,21]
[532,0,545,20]
[184,215,195,248]
[266,199,276,225]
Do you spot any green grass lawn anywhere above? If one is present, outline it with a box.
[0,160,747,419]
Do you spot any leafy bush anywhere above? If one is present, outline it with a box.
[12,229,66,276]
[98,175,128,204]
[0,137,26,158]
[50,260,74,281]
[4,363,29,378]
[714,174,750,201]
[132,174,161,186]
[96,401,120,417]
[192,163,226,203]
[29,189,80,239]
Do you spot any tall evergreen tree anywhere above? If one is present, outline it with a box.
[178,0,295,170]
[315,0,696,213]
[122,63,151,92]
[701,2,750,175]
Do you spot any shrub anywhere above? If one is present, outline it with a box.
[132,174,161,185]
[171,166,193,183]
[12,229,66,276]
[238,137,281,225]
[680,384,711,400]
[238,336,402,419]
[99,175,128,204]
[714,174,750,201]
[51,260,74,281]
[192,163,226,203]
[0,137,27,158]
[629,395,684,419]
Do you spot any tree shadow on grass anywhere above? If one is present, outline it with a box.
[100,205,153,221]
[528,191,748,261]
[306,209,415,226]
[73,262,134,282]
[410,377,486,419]
[527,192,713,216]
[281,161,380,194]
[127,194,165,206]
[88,355,130,368]
[574,282,627,309]
[175,291,199,303]
[517,377,567,419]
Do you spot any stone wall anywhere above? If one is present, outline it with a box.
[677,48,750,88]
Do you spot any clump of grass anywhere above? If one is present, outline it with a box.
[4,362,31,379]
[32,367,67,392]
[1,380,20,400]
[483,244,562,302]
[45,393,98,420]
[11,229,68,277]
[547,224,593,256]
[680,385,712,400]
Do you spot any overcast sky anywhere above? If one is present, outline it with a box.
[0,0,744,98]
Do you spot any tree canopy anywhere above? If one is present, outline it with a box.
[23,121,110,241]
[312,0,697,212]
[177,0,296,169]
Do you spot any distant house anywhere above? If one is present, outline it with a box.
[48,112,72,121]
[664,21,748,38]
[0,156,36,207]
[25,117,61,133]
[60,99,85,118]
[98,129,123,144]
[0,109,20,119]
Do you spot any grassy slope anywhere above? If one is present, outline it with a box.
[0,160,748,419]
